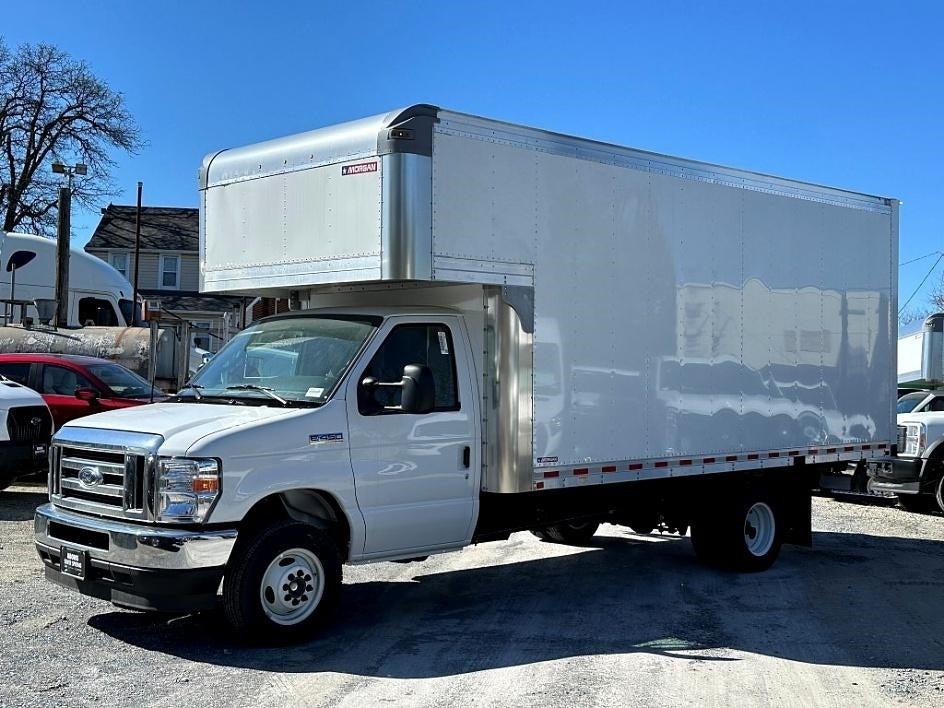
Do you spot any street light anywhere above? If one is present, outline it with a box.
[51,161,88,327]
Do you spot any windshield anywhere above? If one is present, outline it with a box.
[897,392,929,414]
[185,315,379,406]
[87,362,159,399]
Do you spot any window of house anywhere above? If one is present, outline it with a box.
[160,255,179,289]
[110,252,128,279]
[359,323,459,415]
[78,297,120,326]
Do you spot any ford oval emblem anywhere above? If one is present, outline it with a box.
[78,466,104,488]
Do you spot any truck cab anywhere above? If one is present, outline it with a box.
[869,389,944,512]
[0,231,136,327]
[35,306,483,633]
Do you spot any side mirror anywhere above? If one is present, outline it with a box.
[75,387,100,402]
[360,365,436,414]
[400,364,435,414]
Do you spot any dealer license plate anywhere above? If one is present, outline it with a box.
[60,546,87,580]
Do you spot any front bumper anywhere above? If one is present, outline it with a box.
[35,503,237,612]
[867,455,924,495]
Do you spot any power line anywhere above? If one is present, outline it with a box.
[899,252,944,315]
[900,250,942,267]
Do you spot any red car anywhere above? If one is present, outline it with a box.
[0,354,162,429]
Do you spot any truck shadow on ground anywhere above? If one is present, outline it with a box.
[0,487,48,522]
[88,528,944,678]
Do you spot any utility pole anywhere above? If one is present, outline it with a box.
[52,162,87,328]
[53,185,70,327]
[133,181,143,323]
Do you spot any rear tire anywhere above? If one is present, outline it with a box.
[222,520,342,642]
[531,520,600,545]
[691,487,783,572]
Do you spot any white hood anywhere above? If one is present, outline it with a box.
[0,380,45,407]
[60,401,297,451]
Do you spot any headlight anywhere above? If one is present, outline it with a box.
[903,423,926,457]
[156,457,220,523]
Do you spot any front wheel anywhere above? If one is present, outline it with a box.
[691,488,783,572]
[222,520,342,641]
[531,520,600,545]
[934,476,944,514]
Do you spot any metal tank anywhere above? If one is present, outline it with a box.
[0,324,187,389]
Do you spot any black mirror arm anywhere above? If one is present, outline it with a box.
[360,377,406,412]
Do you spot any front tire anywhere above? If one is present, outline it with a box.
[531,520,600,545]
[691,487,783,572]
[222,520,342,641]
[935,476,944,514]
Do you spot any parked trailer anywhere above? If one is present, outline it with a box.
[35,105,897,639]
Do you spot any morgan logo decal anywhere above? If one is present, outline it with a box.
[310,433,344,445]
[536,456,558,465]
[341,161,377,176]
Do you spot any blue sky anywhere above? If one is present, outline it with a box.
[4,1,941,312]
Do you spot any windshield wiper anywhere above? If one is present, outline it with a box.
[225,384,288,406]
[177,383,204,400]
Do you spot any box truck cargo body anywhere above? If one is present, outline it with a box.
[36,105,898,639]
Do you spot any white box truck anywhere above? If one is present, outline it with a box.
[35,105,898,639]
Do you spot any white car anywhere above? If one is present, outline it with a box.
[0,376,53,490]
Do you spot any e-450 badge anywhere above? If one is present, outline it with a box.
[309,433,344,445]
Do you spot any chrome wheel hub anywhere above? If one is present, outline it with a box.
[260,548,325,626]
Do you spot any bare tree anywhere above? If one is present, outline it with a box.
[926,273,944,316]
[0,39,141,235]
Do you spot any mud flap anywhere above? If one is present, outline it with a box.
[783,481,813,547]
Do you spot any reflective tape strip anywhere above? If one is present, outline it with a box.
[532,441,891,489]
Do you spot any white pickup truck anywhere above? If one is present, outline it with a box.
[869,388,944,512]
[34,105,897,640]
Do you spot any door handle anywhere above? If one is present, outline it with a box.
[462,446,471,469]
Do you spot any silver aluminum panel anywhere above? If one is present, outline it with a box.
[430,116,896,473]
[202,157,384,294]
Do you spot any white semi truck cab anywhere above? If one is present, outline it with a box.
[35,105,897,640]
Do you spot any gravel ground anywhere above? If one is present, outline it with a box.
[1,483,942,708]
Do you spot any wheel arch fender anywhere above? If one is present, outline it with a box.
[237,489,353,561]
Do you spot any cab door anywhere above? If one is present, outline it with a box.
[346,316,478,556]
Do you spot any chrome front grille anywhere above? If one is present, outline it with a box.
[49,429,163,522]
[897,425,907,452]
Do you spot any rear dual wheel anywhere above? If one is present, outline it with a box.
[691,487,783,572]
[531,520,600,545]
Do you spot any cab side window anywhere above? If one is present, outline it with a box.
[927,397,944,413]
[359,323,459,415]
[0,362,30,386]
[78,297,119,327]
[41,365,93,396]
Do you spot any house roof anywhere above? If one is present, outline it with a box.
[86,205,198,251]
[139,290,245,315]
